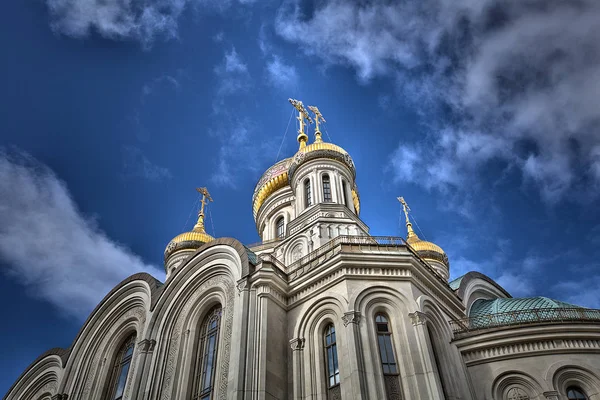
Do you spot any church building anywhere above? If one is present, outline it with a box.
[5,100,600,400]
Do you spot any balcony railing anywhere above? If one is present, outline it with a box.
[449,307,600,335]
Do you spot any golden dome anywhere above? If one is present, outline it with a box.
[405,227,449,269]
[252,158,292,220]
[164,189,215,264]
[398,197,448,269]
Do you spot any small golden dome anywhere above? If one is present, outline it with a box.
[405,228,449,269]
[165,188,215,264]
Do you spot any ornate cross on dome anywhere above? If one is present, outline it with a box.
[193,187,213,233]
[289,98,313,149]
[308,105,326,143]
[397,196,417,240]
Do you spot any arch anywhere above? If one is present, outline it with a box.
[353,287,413,400]
[552,365,600,399]
[491,371,544,400]
[104,333,137,400]
[292,295,346,400]
[284,235,310,265]
[454,272,511,312]
[190,304,224,400]
[145,267,235,400]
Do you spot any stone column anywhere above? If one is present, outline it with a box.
[290,338,305,399]
[407,311,446,399]
[342,311,368,399]
[133,338,156,400]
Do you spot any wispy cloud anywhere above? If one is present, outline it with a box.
[142,74,181,99]
[266,56,298,91]
[121,146,172,181]
[276,0,600,203]
[0,149,163,319]
[213,47,251,111]
[45,0,253,47]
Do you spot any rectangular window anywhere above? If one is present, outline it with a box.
[305,180,312,207]
[323,175,332,202]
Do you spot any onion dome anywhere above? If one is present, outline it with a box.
[287,140,356,183]
[252,157,292,221]
[405,224,449,269]
[398,197,449,273]
[164,188,214,264]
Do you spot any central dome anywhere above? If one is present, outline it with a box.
[287,141,356,183]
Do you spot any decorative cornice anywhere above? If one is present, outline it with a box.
[409,311,428,326]
[342,311,361,326]
[290,338,305,351]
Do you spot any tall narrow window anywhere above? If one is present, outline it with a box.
[376,314,397,374]
[341,180,348,207]
[305,179,312,207]
[193,306,222,400]
[323,175,332,202]
[276,217,285,239]
[567,387,588,400]
[427,326,448,399]
[324,324,340,388]
[375,314,402,400]
[108,334,136,400]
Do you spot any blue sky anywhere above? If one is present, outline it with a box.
[2,0,600,393]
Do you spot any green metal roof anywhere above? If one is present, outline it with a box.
[244,246,258,265]
[449,275,465,290]
[470,296,580,318]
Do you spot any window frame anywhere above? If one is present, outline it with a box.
[192,305,223,400]
[341,180,348,207]
[322,174,332,203]
[107,334,136,400]
[566,387,588,400]
[276,217,285,239]
[323,324,340,389]
[375,314,399,376]
[304,179,312,208]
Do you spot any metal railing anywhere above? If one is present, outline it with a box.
[287,235,408,278]
[450,307,600,335]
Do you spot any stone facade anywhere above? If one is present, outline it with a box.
[5,140,600,400]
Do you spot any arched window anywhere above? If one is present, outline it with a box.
[322,175,332,202]
[375,314,401,400]
[341,180,348,207]
[193,306,222,400]
[107,334,136,400]
[324,324,340,389]
[567,387,588,400]
[305,179,312,208]
[427,325,448,399]
[507,387,530,400]
[276,217,285,239]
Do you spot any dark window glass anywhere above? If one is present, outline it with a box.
[324,324,340,388]
[276,217,285,239]
[193,306,222,400]
[305,179,312,207]
[342,180,348,207]
[567,387,588,400]
[375,314,398,375]
[109,334,136,400]
[323,175,332,202]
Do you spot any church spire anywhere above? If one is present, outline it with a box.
[398,196,418,241]
[289,98,313,149]
[193,187,213,233]
[308,105,326,143]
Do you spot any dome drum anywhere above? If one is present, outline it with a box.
[287,143,356,184]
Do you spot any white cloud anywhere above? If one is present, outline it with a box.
[276,0,600,203]
[213,47,251,104]
[0,150,164,319]
[266,56,298,90]
[45,0,252,46]
[121,146,172,181]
